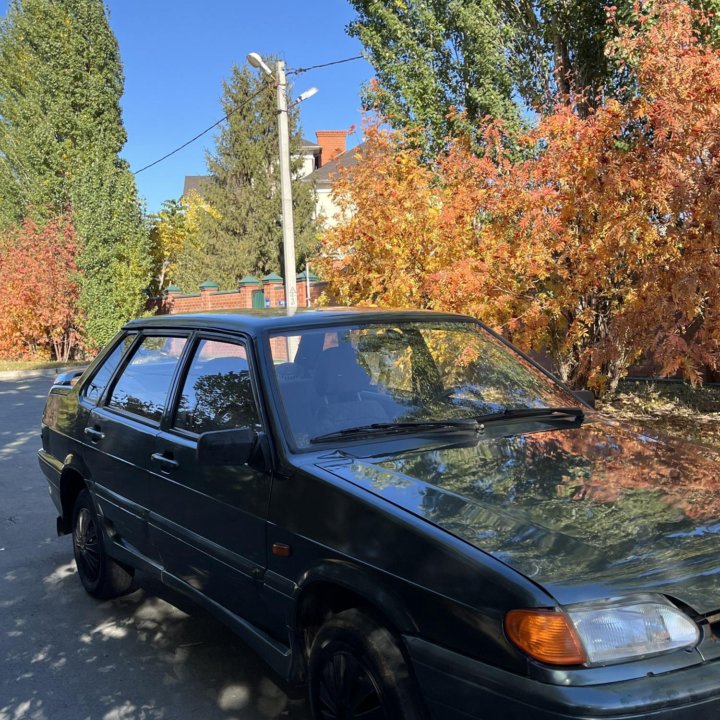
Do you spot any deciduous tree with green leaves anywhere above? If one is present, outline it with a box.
[347,0,522,152]
[348,0,720,151]
[148,191,219,295]
[0,0,151,348]
[194,60,318,288]
[149,199,191,295]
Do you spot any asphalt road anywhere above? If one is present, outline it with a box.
[0,376,307,720]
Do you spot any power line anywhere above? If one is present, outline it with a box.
[133,83,270,176]
[288,55,364,76]
[133,53,366,176]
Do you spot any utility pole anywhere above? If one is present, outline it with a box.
[275,60,297,310]
[305,261,311,306]
[247,53,316,311]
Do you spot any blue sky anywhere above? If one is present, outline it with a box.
[0,0,373,213]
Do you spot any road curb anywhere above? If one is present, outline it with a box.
[0,366,81,381]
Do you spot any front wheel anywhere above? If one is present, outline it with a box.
[308,608,425,720]
[72,489,135,599]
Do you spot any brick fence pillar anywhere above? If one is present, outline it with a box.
[198,279,219,309]
[164,284,182,312]
[262,273,284,308]
[238,275,262,308]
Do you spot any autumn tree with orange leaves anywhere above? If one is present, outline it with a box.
[319,1,720,393]
[316,125,490,309]
[0,216,82,361]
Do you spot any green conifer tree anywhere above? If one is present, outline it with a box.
[182,61,317,289]
[0,0,151,348]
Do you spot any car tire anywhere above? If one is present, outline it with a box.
[72,489,135,599]
[308,608,426,720]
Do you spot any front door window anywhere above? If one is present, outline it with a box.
[173,339,262,434]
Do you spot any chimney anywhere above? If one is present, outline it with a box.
[316,130,348,168]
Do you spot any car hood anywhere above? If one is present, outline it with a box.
[319,418,720,613]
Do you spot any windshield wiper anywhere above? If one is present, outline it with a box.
[309,419,480,444]
[309,408,584,444]
[474,406,584,423]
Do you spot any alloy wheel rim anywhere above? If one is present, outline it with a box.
[316,649,387,720]
[74,508,101,582]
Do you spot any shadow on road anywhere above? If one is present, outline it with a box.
[1,549,308,720]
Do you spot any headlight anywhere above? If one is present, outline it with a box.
[506,595,699,666]
[567,596,699,665]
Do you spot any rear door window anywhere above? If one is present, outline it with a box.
[107,336,187,423]
[82,334,136,403]
[173,338,261,434]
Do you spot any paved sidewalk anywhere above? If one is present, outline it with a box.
[0,366,82,381]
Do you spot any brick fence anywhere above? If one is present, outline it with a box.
[159,273,327,315]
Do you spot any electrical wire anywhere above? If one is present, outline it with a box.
[288,55,364,76]
[133,83,270,175]
[133,54,365,175]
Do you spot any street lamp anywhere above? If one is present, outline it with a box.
[295,87,318,105]
[247,52,317,310]
[246,52,273,77]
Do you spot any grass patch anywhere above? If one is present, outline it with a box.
[599,380,720,450]
[0,359,86,372]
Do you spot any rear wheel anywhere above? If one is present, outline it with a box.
[308,608,425,720]
[72,489,135,599]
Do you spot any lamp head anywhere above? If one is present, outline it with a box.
[297,87,319,103]
[296,88,317,102]
[246,52,273,77]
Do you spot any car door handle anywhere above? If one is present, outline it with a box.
[150,452,179,470]
[84,427,105,441]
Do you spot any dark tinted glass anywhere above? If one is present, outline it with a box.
[108,336,187,422]
[82,334,135,403]
[174,339,261,434]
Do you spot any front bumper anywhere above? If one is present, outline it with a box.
[406,636,720,720]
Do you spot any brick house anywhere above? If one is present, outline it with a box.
[303,131,363,227]
[182,130,360,224]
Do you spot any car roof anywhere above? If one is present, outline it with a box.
[124,307,477,336]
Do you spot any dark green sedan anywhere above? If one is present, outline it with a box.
[39,308,720,719]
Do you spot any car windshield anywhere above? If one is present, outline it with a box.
[269,320,580,448]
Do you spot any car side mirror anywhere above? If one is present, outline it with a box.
[51,369,85,390]
[574,389,596,409]
[197,427,257,466]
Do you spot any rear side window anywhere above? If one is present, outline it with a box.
[108,336,187,422]
[174,338,261,435]
[82,334,135,403]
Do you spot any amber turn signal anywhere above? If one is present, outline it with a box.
[505,609,586,666]
[271,542,291,557]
